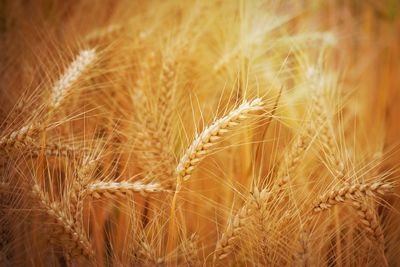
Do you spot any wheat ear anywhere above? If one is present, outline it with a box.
[351,200,384,243]
[83,180,167,199]
[85,24,124,43]
[214,201,254,262]
[0,123,43,152]
[275,126,312,192]
[70,157,98,226]
[158,57,176,134]
[311,88,345,181]
[31,184,94,259]
[176,98,264,186]
[29,142,88,159]
[182,234,200,266]
[313,181,393,212]
[49,49,96,110]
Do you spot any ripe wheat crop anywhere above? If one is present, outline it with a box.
[0,0,399,266]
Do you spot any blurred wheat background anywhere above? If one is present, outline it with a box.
[0,0,399,266]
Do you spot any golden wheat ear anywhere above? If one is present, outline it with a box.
[0,122,43,153]
[312,181,393,212]
[213,186,273,263]
[175,98,264,188]
[31,184,94,261]
[82,180,168,200]
[48,48,97,112]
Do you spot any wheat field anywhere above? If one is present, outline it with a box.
[0,0,400,266]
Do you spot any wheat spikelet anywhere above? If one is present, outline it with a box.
[176,98,264,186]
[0,123,42,152]
[31,184,94,260]
[313,181,393,212]
[83,180,167,199]
[49,49,96,110]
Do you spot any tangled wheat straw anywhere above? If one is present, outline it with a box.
[0,0,399,266]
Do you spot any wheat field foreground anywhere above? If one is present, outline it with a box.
[0,0,399,266]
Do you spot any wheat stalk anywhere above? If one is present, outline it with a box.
[176,98,264,187]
